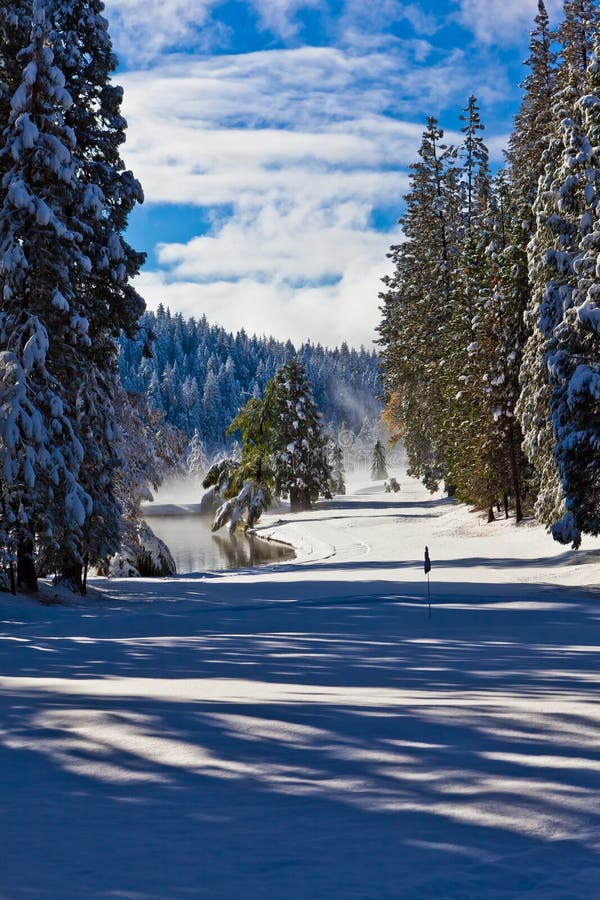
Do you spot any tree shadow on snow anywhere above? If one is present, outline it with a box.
[1,578,600,897]
[312,496,455,513]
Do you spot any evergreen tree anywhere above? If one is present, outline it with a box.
[558,0,600,95]
[538,38,600,544]
[0,1,92,589]
[181,376,201,432]
[0,0,145,589]
[443,96,493,505]
[113,387,184,576]
[460,95,490,230]
[502,3,558,518]
[378,118,461,488]
[204,380,279,532]
[506,1,558,216]
[273,359,332,512]
[51,0,145,339]
[329,443,346,495]
[370,440,389,481]
[517,8,599,542]
[228,379,279,488]
[202,366,221,446]
[186,429,207,480]
[463,173,529,520]
[204,379,280,532]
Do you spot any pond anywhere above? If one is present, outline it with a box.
[143,510,295,575]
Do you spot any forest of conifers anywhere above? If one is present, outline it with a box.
[378,0,600,548]
[119,307,382,449]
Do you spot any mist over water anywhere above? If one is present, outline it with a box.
[145,476,205,509]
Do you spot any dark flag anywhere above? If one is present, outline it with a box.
[424,546,431,574]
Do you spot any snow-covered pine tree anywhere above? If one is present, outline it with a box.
[499,2,559,521]
[51,0,145,337]
[460,95,490,231]
[220,355,240,423]
[181,376,201,433]
[445,215,499,514]
[0,1,93,589]
[69,366,123,584]
[517,130,577,533]
[0,0,146,590]
[443,96,493,505]
[464,173,529,521]
[202,365,222,446]
[378,118,461,490]
[273,359,331,512]
[370,440,388,481]
[111,387,183,576]
[518,2,600,544]
[539,36,600,545]
[204,380,280,532]
[329,443,346,495]
[506,1,558,218]
[186,429,208,480]
[50,0,145,585]
[558,0,599,95]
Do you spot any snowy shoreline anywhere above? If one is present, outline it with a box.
[16,467,600,608]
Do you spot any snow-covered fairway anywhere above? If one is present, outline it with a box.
[1,474,600,898]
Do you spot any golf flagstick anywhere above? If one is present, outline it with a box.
[424,546,431,618]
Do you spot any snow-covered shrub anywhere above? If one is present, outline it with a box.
[107,519,175,578]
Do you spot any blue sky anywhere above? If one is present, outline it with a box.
[103,0,564,347]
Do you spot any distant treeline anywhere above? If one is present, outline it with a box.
[120,305,382,448]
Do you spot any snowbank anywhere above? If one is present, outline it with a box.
[108,517,176,577]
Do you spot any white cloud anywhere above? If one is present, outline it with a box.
[340,0,441,38]
[104,0,222,62]
[119,44,508,210]
[249,0,321,39]
[110,12,518,346]
[104,0,324,63]
[399,3,441,35]
[136,244,397,348]
[119,41,513,344]
[454,0,564,46]
[105,0,447,66]
[145,194,404,347]
[156,199,399,284]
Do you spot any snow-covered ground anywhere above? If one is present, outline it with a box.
[1,471,599,898]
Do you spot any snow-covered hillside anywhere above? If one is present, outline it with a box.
[1,472,599,898]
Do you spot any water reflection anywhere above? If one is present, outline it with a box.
[212,532,294,568]
[143,513,294,574]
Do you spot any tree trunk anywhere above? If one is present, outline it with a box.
[17,536,38,592]
[82,553,89,596]
[8,560,16,596]
[289,488,311,513]
[61,559,84,595]
[503,493,509,519]
[487,506,495,524]
[507,422,523,523]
